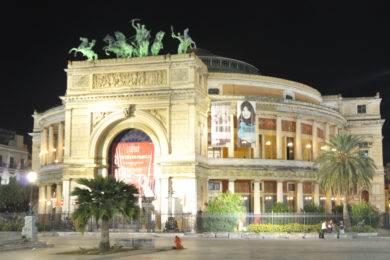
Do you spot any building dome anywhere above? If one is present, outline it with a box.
[189,48,260,75]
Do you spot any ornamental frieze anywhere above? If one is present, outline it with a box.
[92,70,167,89]
[209,169,315,180]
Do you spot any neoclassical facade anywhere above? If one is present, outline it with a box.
[31,51,385,219]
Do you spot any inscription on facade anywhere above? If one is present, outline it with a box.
[92,70,167,89]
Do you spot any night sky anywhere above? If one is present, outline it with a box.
[1,2,389,164]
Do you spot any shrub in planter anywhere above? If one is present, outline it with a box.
[303,203,324,213]
[350,202,380,228]
[202,192,245,232]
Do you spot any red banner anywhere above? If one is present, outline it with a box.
[112,142,154,197]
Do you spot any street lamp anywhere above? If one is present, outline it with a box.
[27,171,37,216]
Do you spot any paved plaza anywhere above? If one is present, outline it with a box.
[1,234,390,260]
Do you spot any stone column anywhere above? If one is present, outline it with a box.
[62,180,70,215]
[276,116,282,159]
[56,184,62,214]
[228,179,235,194]
[325,123,330,142]
[295,117,302,160]
[160,178,169,226]
[40,128,48,165]
[48,125,55,164]
[277,181,283,203]
[228,114,235,157]
[325,190,332,213]
[312,121,318,160]
[297,182,303,212]
[38,185,46,214]
[254,181,261,214]
[46,185,52,213]
[254,116,260,158]
[313,183,320,206]
[57,122,64,162]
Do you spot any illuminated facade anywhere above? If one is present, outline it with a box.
[31,51,386,220]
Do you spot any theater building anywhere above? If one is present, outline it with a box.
[31,50,386,220]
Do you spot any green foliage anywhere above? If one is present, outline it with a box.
[1,222,24,231]
[350,202,380,228]
[71,175,139,233]
[0,177,38,212]
[345,224,376,233]
[268,203,291,213]
[247,223,322,233]
[202,192,246,232]
[303,203,325,213]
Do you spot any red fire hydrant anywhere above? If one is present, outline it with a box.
[174,235,184,249]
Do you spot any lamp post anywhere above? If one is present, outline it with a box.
[27,171,37,215]
[22,171,38,240]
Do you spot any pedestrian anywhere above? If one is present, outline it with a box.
[339,220,345,234]
[321,220,327,239]
[328,219,333,233]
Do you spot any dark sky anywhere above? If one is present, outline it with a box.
[1,2,390,164]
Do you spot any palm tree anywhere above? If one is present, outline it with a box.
[71,175,139,250]
[314,131,376,227]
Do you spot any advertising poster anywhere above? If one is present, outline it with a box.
[112,141,154,197]
[211,101,231,147]
[237,101,256,147]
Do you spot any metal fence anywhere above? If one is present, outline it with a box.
[0,212,388,233]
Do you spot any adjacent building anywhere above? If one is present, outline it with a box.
[0,129,30,185]
[31,50,386,222]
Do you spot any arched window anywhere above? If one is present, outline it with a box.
[361,190,369,202]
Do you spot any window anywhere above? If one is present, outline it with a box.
[208,147,221,158]
[0,155,2,166]
[357,105,366,114]
[363,150,369,157]
[285,95,293,100]
[286,137,294,160]
[359,142,369,148]
[20,159,24,169]
[284,90,294,100]
[208,182,221,191]
[9,157,14,168]
[288,183,296,192]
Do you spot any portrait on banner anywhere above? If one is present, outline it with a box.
[237,101,256,147]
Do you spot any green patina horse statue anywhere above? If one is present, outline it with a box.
[69,37,98,61]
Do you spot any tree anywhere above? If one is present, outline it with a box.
[0,177,38,213]
[71,175,139,250]
[314,131,376,227]
[202,191,246,232]
[268,202,291,213]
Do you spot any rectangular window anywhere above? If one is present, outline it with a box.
[20,159,24,169]
[288,183,296,192]
[357,105,366,114]
[286,137,294,160]
[9,157,14,168]
[208,182,221,191]
[208,147,221,158]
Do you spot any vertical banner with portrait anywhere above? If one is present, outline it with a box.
[211,101,231,147]
[237,101,256,147]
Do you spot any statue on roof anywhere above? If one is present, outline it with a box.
[69,37,98,61]
[103,31,136,58]
[150,31,165,56]
[131,18,151,57]
[171,26,197,54]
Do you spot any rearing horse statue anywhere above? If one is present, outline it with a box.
[69,37,98,61]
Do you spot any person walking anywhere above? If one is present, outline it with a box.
[321,220,327,239]
[339,220,345,234]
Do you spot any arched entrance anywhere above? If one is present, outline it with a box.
[109,128,155,197]
[361,190,369,202]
